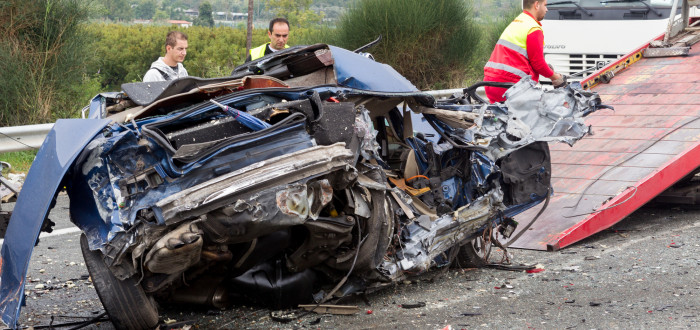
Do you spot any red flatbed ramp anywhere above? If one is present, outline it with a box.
[509,39,700,251]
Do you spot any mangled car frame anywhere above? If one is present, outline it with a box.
[0,44,606,329]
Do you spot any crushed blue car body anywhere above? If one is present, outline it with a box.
[0,43,605,329]
[0,119,111,327]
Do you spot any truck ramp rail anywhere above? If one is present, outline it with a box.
[510,30,700,251]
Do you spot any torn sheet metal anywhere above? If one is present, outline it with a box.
[0,119,110,328]
[479,77,602,160]
[1,42,607,328]
[156,143,353,224]
[393,188,503,273]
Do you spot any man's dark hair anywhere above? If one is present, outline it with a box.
[269,18,289,32]
[165,31,188,49]
[523,0,540,9]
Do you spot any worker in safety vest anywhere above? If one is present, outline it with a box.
[245,18,290,62]
[483,0,565,103]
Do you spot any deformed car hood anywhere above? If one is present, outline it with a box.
[327,45,418,93]
[0,119,111,328]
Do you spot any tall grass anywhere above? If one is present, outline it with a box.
[333,0,482,89]
[467,3,522,85]
[331,0,524,89]
[0,0,96,126]
[0,150,38,174]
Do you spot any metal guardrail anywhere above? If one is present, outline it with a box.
[0,88,481,154]
[424,88,464,98]
[0,123,54,153]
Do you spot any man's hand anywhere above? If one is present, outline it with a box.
[550,72,566,88]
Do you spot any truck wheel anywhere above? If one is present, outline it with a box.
[80,234,160,330]
[454,236,492,268]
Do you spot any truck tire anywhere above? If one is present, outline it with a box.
[80,234,160,330]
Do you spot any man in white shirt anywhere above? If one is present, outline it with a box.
[143,31,189,82]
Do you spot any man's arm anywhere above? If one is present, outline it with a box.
[526,29,564,86]
[526,29,554,78]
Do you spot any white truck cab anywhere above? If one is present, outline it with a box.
[541,0,698,81]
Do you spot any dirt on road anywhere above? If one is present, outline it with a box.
[8,195,700,329]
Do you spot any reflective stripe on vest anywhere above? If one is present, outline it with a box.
[484,12,542,81]
[484,62,528,78]
[496,39,528,59]
[250,43,291,61]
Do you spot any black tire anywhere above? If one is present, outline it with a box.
[80,234,160,330]
[454,236,492,268]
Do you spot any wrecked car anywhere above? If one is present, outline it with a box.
[0,43,606,329]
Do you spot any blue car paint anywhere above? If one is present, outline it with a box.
[72,109,314,251]
[0,44,551,328]
[0,119,111,328]
[329,46,419,93]
[73,83,428,251]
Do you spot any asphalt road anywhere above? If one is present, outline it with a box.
[2,194,699,329]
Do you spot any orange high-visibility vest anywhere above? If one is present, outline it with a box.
[484,12,543,82]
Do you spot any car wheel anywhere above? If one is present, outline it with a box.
[80,234,160,330]
[454,236,492,268]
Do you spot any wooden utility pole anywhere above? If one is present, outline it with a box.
[246,0,253,53]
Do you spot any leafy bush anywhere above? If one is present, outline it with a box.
[468,3,522,85]
[86,23,338,90]
[0,0,95,125]
[86,24,274,89]
[333,0,483,89]
[0,0,521,126]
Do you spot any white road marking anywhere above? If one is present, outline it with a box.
[0,226,81,246]
[39,226,82,238]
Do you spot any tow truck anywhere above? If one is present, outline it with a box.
[508,0,700,250]
[542,0,699,80]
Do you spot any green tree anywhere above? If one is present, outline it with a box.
[134,0,157,20]
[194,2,215,27]
[335,0,482,89]
[99,0,133,21]
[0,0,97,125]
[153,9,170,21]
[266,0,323,28]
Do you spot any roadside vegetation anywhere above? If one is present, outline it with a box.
[0,151,38,174]
[85,24,330,89]
[0,0,99,126]
[336,0,482,89]
[1,0,520,128]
